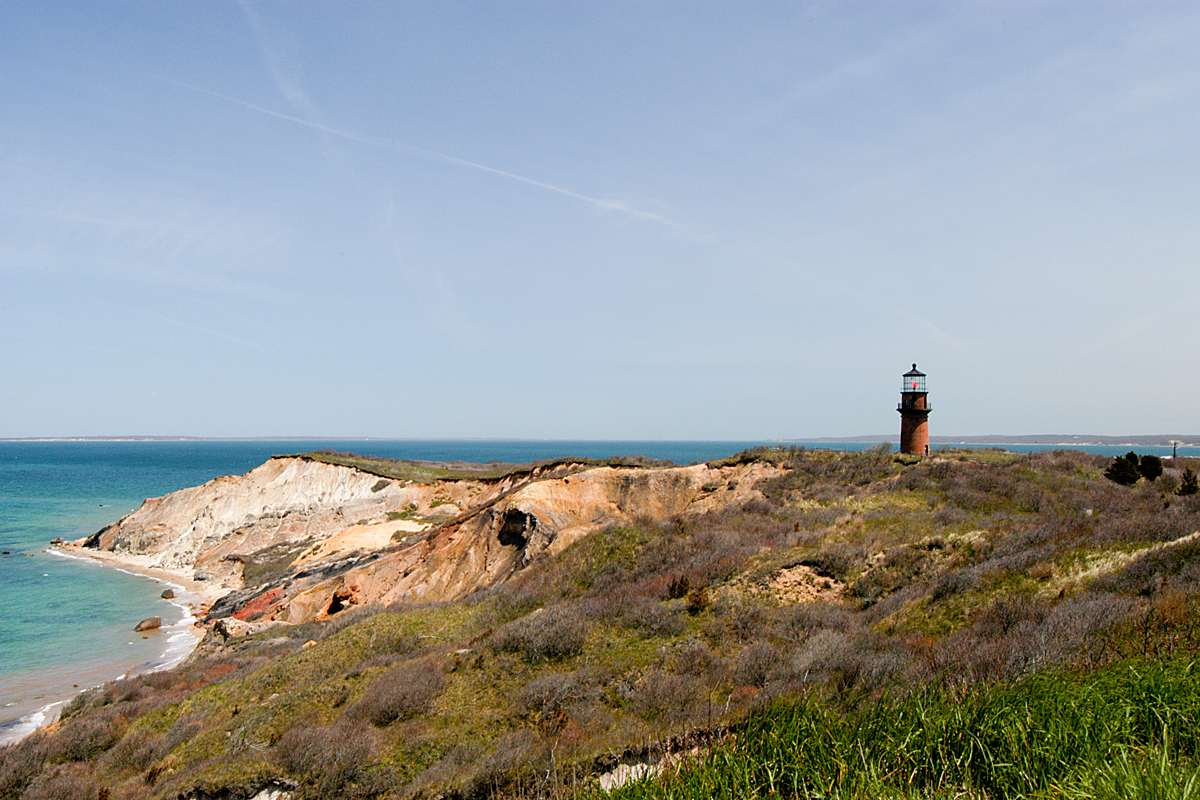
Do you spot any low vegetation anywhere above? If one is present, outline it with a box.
[4,448,1200,799]
[598,657,1200,800]
[291,451,674,485]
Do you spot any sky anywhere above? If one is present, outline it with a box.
[2,2,1199,440]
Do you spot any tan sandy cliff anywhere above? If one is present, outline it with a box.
[76,455,786,627]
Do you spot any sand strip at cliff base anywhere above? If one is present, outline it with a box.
[52,543,227,608]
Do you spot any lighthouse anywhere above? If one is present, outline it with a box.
[898,364,931,455]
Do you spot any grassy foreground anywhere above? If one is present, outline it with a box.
[597,657,1200,799]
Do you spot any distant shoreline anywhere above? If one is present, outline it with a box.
[6,435,1200,447]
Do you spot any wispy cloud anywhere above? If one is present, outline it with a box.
[163,79,676,227]
[0,166,282,297]
[236,0,328,132]
[116,304,275,354]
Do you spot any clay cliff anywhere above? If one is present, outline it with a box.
[81,454,785,625]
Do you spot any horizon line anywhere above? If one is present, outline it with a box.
[3,435,1200,445]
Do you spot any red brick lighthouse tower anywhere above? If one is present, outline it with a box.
[898,364,931,455]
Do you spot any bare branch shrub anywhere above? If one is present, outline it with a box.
[734,641,783,688]
[101,725,168,774]
[17,763,99,800]
[929,567,983,601]
[45,712,123,762]
[670,638,730,686]
[0,731,49,798]
[630,670,701,725]
[469,729,544,798]
[789,629,853,683]
[712,596,769,642]
[352,657,445,726]
[619,597,686,637]
[273,718,380,799]
[772,602,854,643]
[851,545,930,601]
[801,544,859,582]
[488,603,587,663]
[978,591,1041,631]
[740,497,774,515]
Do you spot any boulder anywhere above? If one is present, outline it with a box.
[134,616,162,632]
[213,616,277,639]
[161,588,175,599]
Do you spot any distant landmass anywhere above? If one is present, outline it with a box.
[5,434,1200,446]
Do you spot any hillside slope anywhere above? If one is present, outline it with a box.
[8,447,1200,800]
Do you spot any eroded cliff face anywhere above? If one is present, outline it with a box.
[84,456,786,625]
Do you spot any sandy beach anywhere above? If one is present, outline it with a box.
[52,542,228,609]
[0,545,222,746]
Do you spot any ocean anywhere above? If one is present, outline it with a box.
[0,438,1184,743]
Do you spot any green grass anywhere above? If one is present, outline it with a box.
[593,657,1200,800]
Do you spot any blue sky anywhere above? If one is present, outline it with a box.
[2,2,1198,439]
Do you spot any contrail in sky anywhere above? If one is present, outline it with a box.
[164,79,675,226]
[118,304,275,354]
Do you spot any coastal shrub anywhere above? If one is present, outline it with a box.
[318,602,387,640]
[772,602,855,643]
[630,670,701,725]
[164,715,205,752]
[274,718,381,799]
[1106,452,1143,485]
[16,763,98,800]
[601,595,685,637]
[46,713,123,762]
[101,725,168,774]
[489,603,587,663]
[1180,468,1200,496]
[670,639,730,686]
[733,641,783,688]
[1141,455,1165,482]
[0,732,49,799]
[515,669,600,720]
[352,657,445,726]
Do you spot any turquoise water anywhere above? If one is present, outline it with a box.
[0,438,1182,741]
